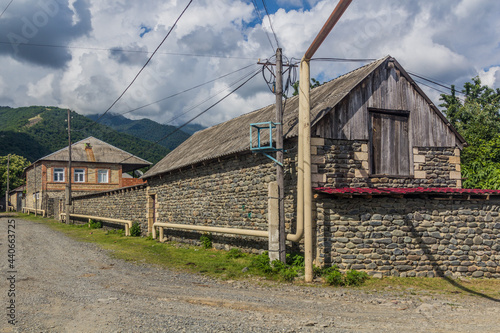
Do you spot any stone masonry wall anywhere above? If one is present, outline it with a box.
[71,185,148,233]
[316,195,500,278]
[312,139,461,189]
[146,145,300,252]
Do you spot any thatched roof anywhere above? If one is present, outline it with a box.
[34,136,151,172]
[143,56,462,179]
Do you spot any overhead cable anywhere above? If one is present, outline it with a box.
[0,41,255,60]
[0,0,14,19]
[99,63,258,122]
[250,0,276,52]
[260,0,280,49]
[90,0,193,127]
[117,69,262,164]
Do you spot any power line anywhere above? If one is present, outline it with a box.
[0,41,256,60]
[91,0,193,127]
[260,0,280,49]
[118,69,261,165]
[0,0,14,20]
[311,57,376,62]
[250,0,276,52]
[99,64,259,125]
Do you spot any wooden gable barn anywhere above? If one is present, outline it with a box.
[71,56,500,279]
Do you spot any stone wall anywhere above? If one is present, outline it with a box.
[316,195,500,278]
[71,185,148,233]
[146,146,300,252]
[311,139,461,189]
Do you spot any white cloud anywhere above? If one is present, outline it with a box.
[1,0,499,128]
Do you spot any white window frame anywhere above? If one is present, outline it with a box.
[54,168,65,182]
[97,169,109,183]
[74,168,85,183]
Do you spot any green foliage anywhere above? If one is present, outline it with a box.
[291,78,323,97]
[440,77,500,189]
[226,248,245,259]
[200,233,212,249]
[344,270,369,286]
[130,222,141,237]
[0,154,30,196]
[86,113,193,151]
[250,252,301,282]
[320,265,369,286]
[88,219,102,229]
[0,106,171,164]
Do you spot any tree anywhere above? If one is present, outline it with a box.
[0,154,30,197]
[440,77,500,189]
[291,78,322,96]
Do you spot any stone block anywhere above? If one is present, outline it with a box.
[354,152,368,161]
[414,171,427,179]
[310,137,325,146]
[355,169,369,178]
[449,156,460,164]
[450,171,462,180]
[413,155,426,163]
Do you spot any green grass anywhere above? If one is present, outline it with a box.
[12,213,500,300]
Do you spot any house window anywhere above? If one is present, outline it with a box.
[98,169,108,183]
[74,169,85,182]
[369,109,410,176]
[54,168,65,182]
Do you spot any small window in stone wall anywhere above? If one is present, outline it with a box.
[98,169,108,183]
[54,168,65,182]
[369,109,410,176]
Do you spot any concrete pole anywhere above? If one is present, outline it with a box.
[5,154,9,212]
[275,48,286,263]
[34,162,37,216]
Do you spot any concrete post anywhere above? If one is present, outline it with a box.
[268,181,279,262]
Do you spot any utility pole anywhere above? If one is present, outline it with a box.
[5,154,9,212]
[275,48,286,263]
[34,161,37,216]
[65,109,72,224]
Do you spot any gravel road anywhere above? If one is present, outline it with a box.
[0,217,499,332]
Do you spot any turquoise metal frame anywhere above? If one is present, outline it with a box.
[250,122,283,166]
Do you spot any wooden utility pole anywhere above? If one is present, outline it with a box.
[275,48,286,263]
[5,154,9,212]
[65,109,72,224]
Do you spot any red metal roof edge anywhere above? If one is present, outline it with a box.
[314,187,500,196]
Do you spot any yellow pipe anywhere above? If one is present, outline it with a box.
[153,222,269,239]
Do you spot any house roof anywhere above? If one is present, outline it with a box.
[30,136,151,172]
[143,56,465,179]
[9,185,25,194]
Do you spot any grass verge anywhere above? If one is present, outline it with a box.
[13,213,500,299]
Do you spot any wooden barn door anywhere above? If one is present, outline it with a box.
[370,110,410,176]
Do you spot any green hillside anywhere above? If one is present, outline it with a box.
[86,113,191,151]
[0,106,170,164]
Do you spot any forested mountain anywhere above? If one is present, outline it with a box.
[0,106,170,164]
[86,113,201,150]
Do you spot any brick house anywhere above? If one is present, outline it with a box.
[25,136,151,216]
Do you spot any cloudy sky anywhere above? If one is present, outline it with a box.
[0,0,499,128]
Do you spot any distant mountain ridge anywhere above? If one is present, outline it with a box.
[0,106,171,164]
[86,113,205,150]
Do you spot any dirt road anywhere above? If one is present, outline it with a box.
[0,217,499,332]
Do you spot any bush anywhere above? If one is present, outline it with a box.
[130,222,141,237]
[344,270,369,286]
[321,265,370,286]
[251,251,273,273]
[88,219,101,229]
[226,248,245,259]
[200,233,212,249]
